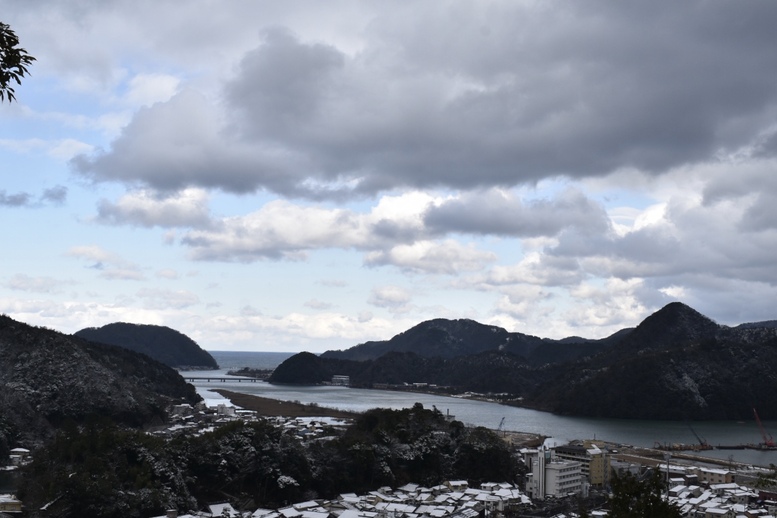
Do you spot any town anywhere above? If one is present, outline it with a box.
[5,397,777,518]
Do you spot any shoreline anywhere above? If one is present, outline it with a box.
[212,389,359,419]
[212,388,550,447]
[209,388,777,466]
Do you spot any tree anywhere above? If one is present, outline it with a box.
[1,22,35,102]
[608,469,681,518]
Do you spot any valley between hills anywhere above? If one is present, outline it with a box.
[2,301,777,516]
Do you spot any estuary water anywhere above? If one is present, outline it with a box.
[196,351,777,468]
[0,470,17,493]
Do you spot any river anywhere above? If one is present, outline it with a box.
[186,367,777,468]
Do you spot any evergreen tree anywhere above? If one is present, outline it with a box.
[608,469,681,518]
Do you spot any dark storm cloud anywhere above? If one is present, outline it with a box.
[736,187,777,233]
[224,27,345,140]
[72,2,777,199]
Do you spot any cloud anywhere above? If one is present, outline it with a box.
[66,245,145,280]
[0,186,67,208]
[0,297,173,336]
[5,274,72,294]
[6,1,777,349]
[476,253,585,288]
[461,163,777,335]
[204,309,410,350]
[1,137,92,161]
[304,299,334,310]
[364,240,496,274]
[156,269,179,279]
[180,199,367,261]
[0,191,31,207]
[424,188,610,237]
[68,3,777,199]
[178,192,435,262]
[170,189,537,274]
[95,188,212,228]
[123,73,180,107]
[136,288,200,310]
[42,186,68,204]
[368,285,412,311]
[224,27,345,140]
[67,245,121,266]
[319,279,348,288]
[493,285,554,321]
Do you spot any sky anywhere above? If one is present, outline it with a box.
[1,1,777,353]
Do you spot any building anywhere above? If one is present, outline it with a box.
[332,375,350,386]
[554,442,609,487]
[0,494,22,513]
[525,447,586,500]
[8,448,30,467]
[695,467,735,485]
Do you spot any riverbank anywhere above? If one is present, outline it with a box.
[213,389,359,419]
[214,388,552,448]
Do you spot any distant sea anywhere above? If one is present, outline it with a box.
[208,351,296,371]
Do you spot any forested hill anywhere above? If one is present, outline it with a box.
[0,314,201,462]
[274,303,777,421]
[532,302,777,420]
[321,317,627,365]
[75,322,218,369]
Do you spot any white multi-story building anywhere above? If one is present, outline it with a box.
[525,447,586,500]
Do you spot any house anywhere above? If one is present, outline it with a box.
[445,481,468,492]
[0,494,22,513]
[209,502,241,517]
[8,448,30,467]
[704,508,735,518]
[149,511,198,518]
[695,467,734,485]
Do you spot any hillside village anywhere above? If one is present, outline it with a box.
[95,401,777,517]
[116,401,777,517]
[6,397,777,518]
[159,400,777,517]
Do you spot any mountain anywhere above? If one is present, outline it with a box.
[321,317,619,365]
[270,349,547,395]
[75,322,218,369]
[275,302,777,420]
[532,302,777,420]
[0,314,201,460]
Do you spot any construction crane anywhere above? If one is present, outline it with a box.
[753,408,775,448]
[688,424,710,450]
